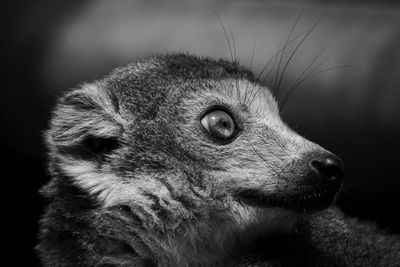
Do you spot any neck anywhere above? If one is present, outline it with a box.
[91,202,297,266]
[39,172,297,266]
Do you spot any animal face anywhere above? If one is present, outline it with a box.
[48,54,344,217]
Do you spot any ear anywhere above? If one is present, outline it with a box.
[46,82,124,162]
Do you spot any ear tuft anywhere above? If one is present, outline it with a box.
[57,135,120,161]
[47,83,123,162]
[84,135,120,155]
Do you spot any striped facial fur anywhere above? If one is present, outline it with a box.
[38,54,344,266]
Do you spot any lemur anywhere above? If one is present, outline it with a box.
[37,53,400,266]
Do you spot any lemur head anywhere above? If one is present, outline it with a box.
[40,53,344,266]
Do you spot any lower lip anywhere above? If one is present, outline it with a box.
[235,189,336,213]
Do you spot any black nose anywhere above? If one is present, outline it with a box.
[310,155,345,186]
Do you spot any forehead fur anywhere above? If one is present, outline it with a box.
[102,53,255,120]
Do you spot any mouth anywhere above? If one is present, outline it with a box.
[233,183,338,213]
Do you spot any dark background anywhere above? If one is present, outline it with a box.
[2,0,400,265]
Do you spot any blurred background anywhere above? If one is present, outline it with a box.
[2,0,400,265]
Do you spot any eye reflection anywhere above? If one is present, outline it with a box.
[200,110,236,141]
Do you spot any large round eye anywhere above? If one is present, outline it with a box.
[200,110,236,141]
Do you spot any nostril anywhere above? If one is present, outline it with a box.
[310,155,345,184]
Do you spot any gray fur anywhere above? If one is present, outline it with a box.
[38,53,400,266]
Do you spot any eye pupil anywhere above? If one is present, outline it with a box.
[200,109,237,142]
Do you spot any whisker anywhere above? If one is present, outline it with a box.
[280,64,351,111]
[227,19,237,64]
[215,13,234,63]
[216,14,243,104]
[261,138,282,163]
[249,36,257,72]
[248,47,281,107]
[248,29,311,106]
[250,144,282,178]
[264,46,280,88]
[256,28,310,83]
[270,137,296,163]
[261,46,282,99]
[274,10,304,97]
[280,47,326,110]
[244,36,257,104]
[312,65,352,75]
[273,20,320,99]
[225,18,242,103]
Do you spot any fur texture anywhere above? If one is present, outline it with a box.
[38,53,400,266]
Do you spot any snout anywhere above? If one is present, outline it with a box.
[233,150,345,213]
[280,150,345,212]
[309,152,345,190]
